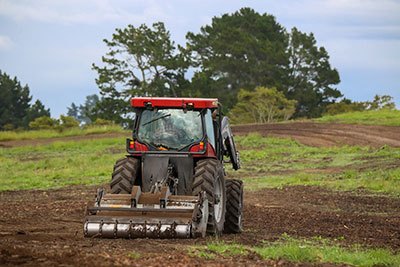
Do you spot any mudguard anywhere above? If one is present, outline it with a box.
[220,116,241,170]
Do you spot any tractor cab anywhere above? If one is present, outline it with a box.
[126,97,239,169]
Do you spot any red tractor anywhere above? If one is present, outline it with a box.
[84,97,243,238]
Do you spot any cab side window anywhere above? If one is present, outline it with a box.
[204,109,216,149]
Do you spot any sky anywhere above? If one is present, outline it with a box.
[0,0,399,117]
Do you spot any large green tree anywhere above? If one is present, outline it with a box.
[186,7,288,109]
[92,22,190,124]
[187,8,341,116]
[285,27,341,117]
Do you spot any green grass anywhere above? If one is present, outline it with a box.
[0,137,127,191]
[127,251,141,259]
[189,241,248,260]
[0,125,126,141]
[255,236,400,267]
[1,132,400,194]
[228,133,400,195]
[190,237,400,266]
[315,109,400,126]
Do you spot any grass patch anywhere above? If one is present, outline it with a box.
[189,241,248,260]
[127,251,141,259]
[0,137,126,191]
[190,236,400,267]
[255,235,400,267]
[229,133,400,195]
[0,125,126,141]
[315,109,400,126]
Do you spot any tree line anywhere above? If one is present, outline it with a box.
[0,70,50,130]
[0,71,86,131]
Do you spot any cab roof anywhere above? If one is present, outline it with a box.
[131,97,219,109]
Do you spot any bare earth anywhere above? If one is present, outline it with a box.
[233,122,400,147]
[1,122,400,266]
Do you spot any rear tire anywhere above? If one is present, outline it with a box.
[110,157,139,194]
[224,179,243,233]
[192,159,226,235]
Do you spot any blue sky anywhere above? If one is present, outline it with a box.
[0,0,399,116]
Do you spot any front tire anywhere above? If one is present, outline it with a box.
[192,159,226,235]
[110,157,139,194]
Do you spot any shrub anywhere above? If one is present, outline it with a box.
[2,123,14,131]
[29,116,58,130]
[325,95,396,116]
[92,118,114,126]
[59,115,79,128]
[230,87,297,124]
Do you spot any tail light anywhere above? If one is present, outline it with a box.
[129,140,135,149]
[126,138,148,153]
[189,141,206,153]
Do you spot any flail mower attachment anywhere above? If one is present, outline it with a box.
[84,186,208,239]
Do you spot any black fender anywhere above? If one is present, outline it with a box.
[220,116,241,170]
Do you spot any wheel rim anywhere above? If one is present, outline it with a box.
[214,176,224,223]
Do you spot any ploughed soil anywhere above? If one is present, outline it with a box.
[1,122,400,266]
[1,185,399,267]
[233,122,400,148]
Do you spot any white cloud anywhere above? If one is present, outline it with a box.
[0,0,169,25]
[326,38,400,71]
[274,0,400,21]
[0,35,12,50]
[267,0,400,42]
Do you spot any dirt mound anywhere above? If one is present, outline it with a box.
[232,122,400,147]
[1,185,398,266]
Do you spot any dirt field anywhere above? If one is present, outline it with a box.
[1,122,400,266]
[1,185,399,266]
[233,122,400,147]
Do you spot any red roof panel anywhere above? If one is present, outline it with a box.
[131,97,218,109]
